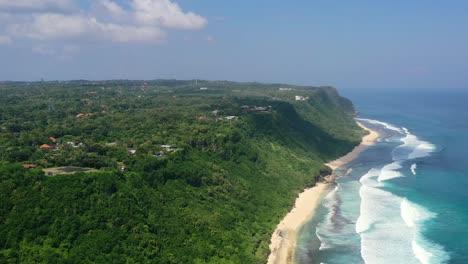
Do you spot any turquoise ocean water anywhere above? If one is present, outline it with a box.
[296,90,468,264]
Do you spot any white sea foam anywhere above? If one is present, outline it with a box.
[353,120,448,264]
[315,180,365,254]
[316,229,333,250]
[323,188,339,230]
[344,168,353,176]
[412,238,450,264]
[377,162,403,182]
[356,185,395,234]
[356,169,381,234]
[311,119,443,263]
[412,239,432,264]
[400,199,450,264]
[355,186,373,234]
[394,129,437,161]
[326,185,339,199]
[356,118,404,133]
[409,142,436,160]
[358,167,418,264]
[400,198,436,228]
[357,119,436,162]
[323,185,339,222]
[318,242,333,251]
[359,168,381,187]
[411,163,417,175]
[316,185,340,251]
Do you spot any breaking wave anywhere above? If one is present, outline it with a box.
[411,163,417,175]
[401,199,450,264]
[355,119,449,263]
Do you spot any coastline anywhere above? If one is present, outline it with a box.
[266,121,380,264]
[325,122,380,171]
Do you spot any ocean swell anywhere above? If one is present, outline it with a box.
[392,127,437,161]
[357,167,417,264]
[401,199,450,264]
[356,119,449,264]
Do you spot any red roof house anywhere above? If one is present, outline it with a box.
[40,144,53,149]
[22,164,38,169]
[76,113,93,118]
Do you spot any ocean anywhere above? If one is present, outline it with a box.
[295,89,468,264]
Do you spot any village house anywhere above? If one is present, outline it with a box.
[22,164,38,169]
[161,145,176,151]
[295,95,309,101]
[76,113,94,118]
[40,144,55,150]
[225,116,239,121]
[67,142,84,148]
[253,106,272,112]
[241,105,272,113]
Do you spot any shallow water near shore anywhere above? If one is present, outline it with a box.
[296,90,468,264]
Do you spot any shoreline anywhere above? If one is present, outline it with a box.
[325,122,380,171]
[266,121,380,264]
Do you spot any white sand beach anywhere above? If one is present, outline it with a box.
[267,121,380,264]
[326,122,380,170]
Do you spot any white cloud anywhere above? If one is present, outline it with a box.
[132,0,207,29]
[0,0,206,45]
[0,35,11,44]
[95,22,165,43]
[9,13,165,43]
[0,0,75,13]
[93,0,127,20]
[9,13,88,40]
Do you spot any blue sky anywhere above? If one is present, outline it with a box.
[0,0,467,90]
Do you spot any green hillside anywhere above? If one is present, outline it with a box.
[0,80,365,263]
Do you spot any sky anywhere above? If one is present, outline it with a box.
[0,0,467,90]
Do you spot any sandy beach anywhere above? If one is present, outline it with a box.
[326,122,380,171]
[267,121,380,264]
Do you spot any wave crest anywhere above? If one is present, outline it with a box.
[393,129,437,161]
[400,199,449,263]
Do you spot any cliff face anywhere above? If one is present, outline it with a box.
[0,81,364,263]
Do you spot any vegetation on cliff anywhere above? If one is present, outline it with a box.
[0,80,364,263]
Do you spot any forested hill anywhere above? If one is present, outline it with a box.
[0,80,365,263]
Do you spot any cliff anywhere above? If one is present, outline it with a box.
[0,80,365,263]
